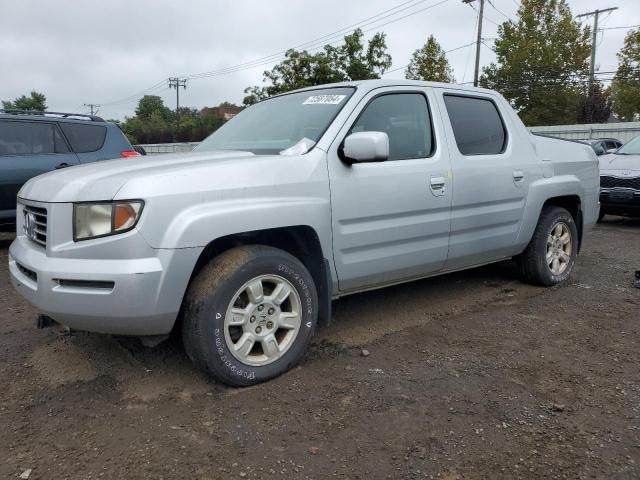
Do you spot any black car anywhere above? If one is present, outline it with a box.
[0,110,139,225]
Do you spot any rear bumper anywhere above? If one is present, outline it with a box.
[9,235,201,336]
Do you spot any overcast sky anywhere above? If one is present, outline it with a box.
[1,0,638,120]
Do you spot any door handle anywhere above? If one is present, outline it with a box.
[430,176,446,188]
[513,170,524,182]
[430,176,446,196]
[55,163,70,169]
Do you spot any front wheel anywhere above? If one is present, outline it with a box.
[182,245,318,386]
[517,206,579,286]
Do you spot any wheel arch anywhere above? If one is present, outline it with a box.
[516,176,586,254]
[179,225,333,329]
[541,194,584,251]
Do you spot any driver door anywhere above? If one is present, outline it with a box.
[327,87,452,292]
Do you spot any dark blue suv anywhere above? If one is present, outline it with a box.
[0,110,139,225]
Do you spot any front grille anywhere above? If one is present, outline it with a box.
[600,175,640,190]
[22,204,48,247]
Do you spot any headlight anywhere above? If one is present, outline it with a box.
[73,200,144,241]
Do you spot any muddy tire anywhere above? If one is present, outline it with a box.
[181,245,318,387]
[517,206,579,287]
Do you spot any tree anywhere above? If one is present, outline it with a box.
[577,83,612,124]
[405,35,454,82]
[243,29,392,105]
[481,0,591,126]
[611,28,640,121]
[135,95,173,121]
[325,29,392,81]
[121,97,228,144]
[2,91,47,111]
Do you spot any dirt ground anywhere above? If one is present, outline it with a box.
[1,218,639,480]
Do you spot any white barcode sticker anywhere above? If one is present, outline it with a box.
[303,95,346,105]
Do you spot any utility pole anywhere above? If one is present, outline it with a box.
[463,0,485,87]
[576,6,618,93]
[83,103,100,116]
[168,77,187,136]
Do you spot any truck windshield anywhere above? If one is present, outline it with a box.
[195,87,355,155]
[616,136,640,155]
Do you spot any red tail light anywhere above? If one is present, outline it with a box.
[121,151,140,158]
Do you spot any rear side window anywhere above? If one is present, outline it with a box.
[0,120,69,156]
[443,94,507,155]
[349,93,434,160]
[60,123,107,153]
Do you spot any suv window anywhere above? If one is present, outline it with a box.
[60,123,107,153]
[349,93,433,160]
[0,120,69,156]
[443,94,507,155]
[593,142,606,155]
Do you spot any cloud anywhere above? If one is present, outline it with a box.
[1,0,637,120]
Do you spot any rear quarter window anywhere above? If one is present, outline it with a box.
[443,94,507,156]
[60,123,107,153]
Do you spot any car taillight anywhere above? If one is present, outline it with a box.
[121,151,140,158]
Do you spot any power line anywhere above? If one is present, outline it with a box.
[462,8,479,82]
[463,0,486,87]
[185,0,452,81]
[169,78,187,134]
[486,0,511,20]
[466,1,502,26]
[100,81,169,107]
[383,41,477,75]
[83,103,100,116]
[184,0,435,79]
[576,6,619,93]
[599,24,640,30]
[99,0,451,107]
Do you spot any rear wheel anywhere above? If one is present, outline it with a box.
[517,206,579,286]
[597,209,606,222]
[181,245,318,386]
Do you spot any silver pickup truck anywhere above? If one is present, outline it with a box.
[9,80,599,386]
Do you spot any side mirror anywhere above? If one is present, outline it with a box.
[341,131,389,163]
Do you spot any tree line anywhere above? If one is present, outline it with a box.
[3,0,640,139]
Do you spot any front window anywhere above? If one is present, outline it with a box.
[616,136,640,155]
[349,93,434,161]
[196,87,355,155]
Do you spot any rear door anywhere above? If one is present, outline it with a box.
[436,90,542,269]
[0,119,78,215]
[328,87,452,292]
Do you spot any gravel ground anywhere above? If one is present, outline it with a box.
[0,218,639,480]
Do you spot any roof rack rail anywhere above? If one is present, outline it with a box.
[0,109,104,122]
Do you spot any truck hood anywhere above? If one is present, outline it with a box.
[18,150,258,202]
[599,153,640,175]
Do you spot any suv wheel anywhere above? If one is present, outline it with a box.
[517,206,578,286]
[182,245,318,386]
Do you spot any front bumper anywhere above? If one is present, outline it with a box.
[9,231,201,337]
[600,189,640,216]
